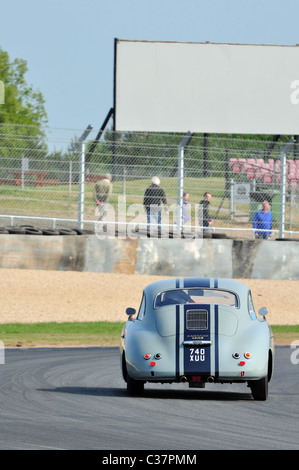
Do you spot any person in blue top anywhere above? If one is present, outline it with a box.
[252,201,273,239]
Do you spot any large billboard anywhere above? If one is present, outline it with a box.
[114,39,299,135]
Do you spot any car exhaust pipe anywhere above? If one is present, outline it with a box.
[180,376,188,383]
[207,376,214,383]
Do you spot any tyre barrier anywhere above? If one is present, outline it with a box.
[0,226,297,241]
[0,225,228,238]
[0,225,95,236]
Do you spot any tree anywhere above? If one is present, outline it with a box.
[0,47,47,127]
[0,47,48,162]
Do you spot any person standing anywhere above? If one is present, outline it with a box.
[94,173,112,221]
[252,201,272,239]
[143,176,168,234]
[199,192,213,232]
[182,192,190,226]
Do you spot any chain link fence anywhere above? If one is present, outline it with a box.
[0,123,299,239]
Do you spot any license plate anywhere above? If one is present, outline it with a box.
[184,345,211,375]
[188,347,206,363]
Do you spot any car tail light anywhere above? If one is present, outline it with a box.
[191,376,202,383]
[150,361,156,367]
[144,353,151,360]
[244,352,251,359]
[239,361,246,366]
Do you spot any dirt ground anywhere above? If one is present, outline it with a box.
[0,269,298,325]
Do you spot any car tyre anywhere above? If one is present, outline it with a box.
[122,353,145,396]
[126,374,144,396]
[58,229,78,235]
[71,228,94,235]
[24,227,43,235]
[4,226,26,234]
[42,229,60,236]
[249,375,268,401]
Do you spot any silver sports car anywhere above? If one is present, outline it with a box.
[120,278,274,400]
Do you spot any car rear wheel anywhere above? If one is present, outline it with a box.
[127,374,144,396]
[249,375,268,401]
[122,353,145,396]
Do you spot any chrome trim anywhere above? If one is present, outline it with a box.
[183,340,212,346]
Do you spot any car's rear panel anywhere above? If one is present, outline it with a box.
[123,277,272,385]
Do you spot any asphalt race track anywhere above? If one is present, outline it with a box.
[0,346,298,450]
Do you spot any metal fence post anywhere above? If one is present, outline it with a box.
[78,125,93,229]
[230,179,235,220]
[279,138,294,238]
[177,132,192,232]
[69,160,72,197]
[78,140,85,229]
[177,144,184,232]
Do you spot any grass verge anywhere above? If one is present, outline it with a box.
[0,323,297,348]
[0,321,125,348]
[271,325,299,346]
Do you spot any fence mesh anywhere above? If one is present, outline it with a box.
[0,123,299,239]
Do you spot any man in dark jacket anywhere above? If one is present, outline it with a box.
[199,192,213,232]
[143,176,168,234]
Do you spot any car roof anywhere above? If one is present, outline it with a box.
[144,278,249,301]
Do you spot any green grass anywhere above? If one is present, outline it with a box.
[0,321,125,348]
[0,176,228,214]
[1,177,299,227]
[0,322,297,348]
[271,325,299,345]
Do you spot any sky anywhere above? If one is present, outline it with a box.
[2,0,299,146]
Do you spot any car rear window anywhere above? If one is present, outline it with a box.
[155,288,238,308]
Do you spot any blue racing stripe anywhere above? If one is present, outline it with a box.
[214,305,219,379]
[175,304,180,379]
[183,304,211,377]
[183,278,210,288]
